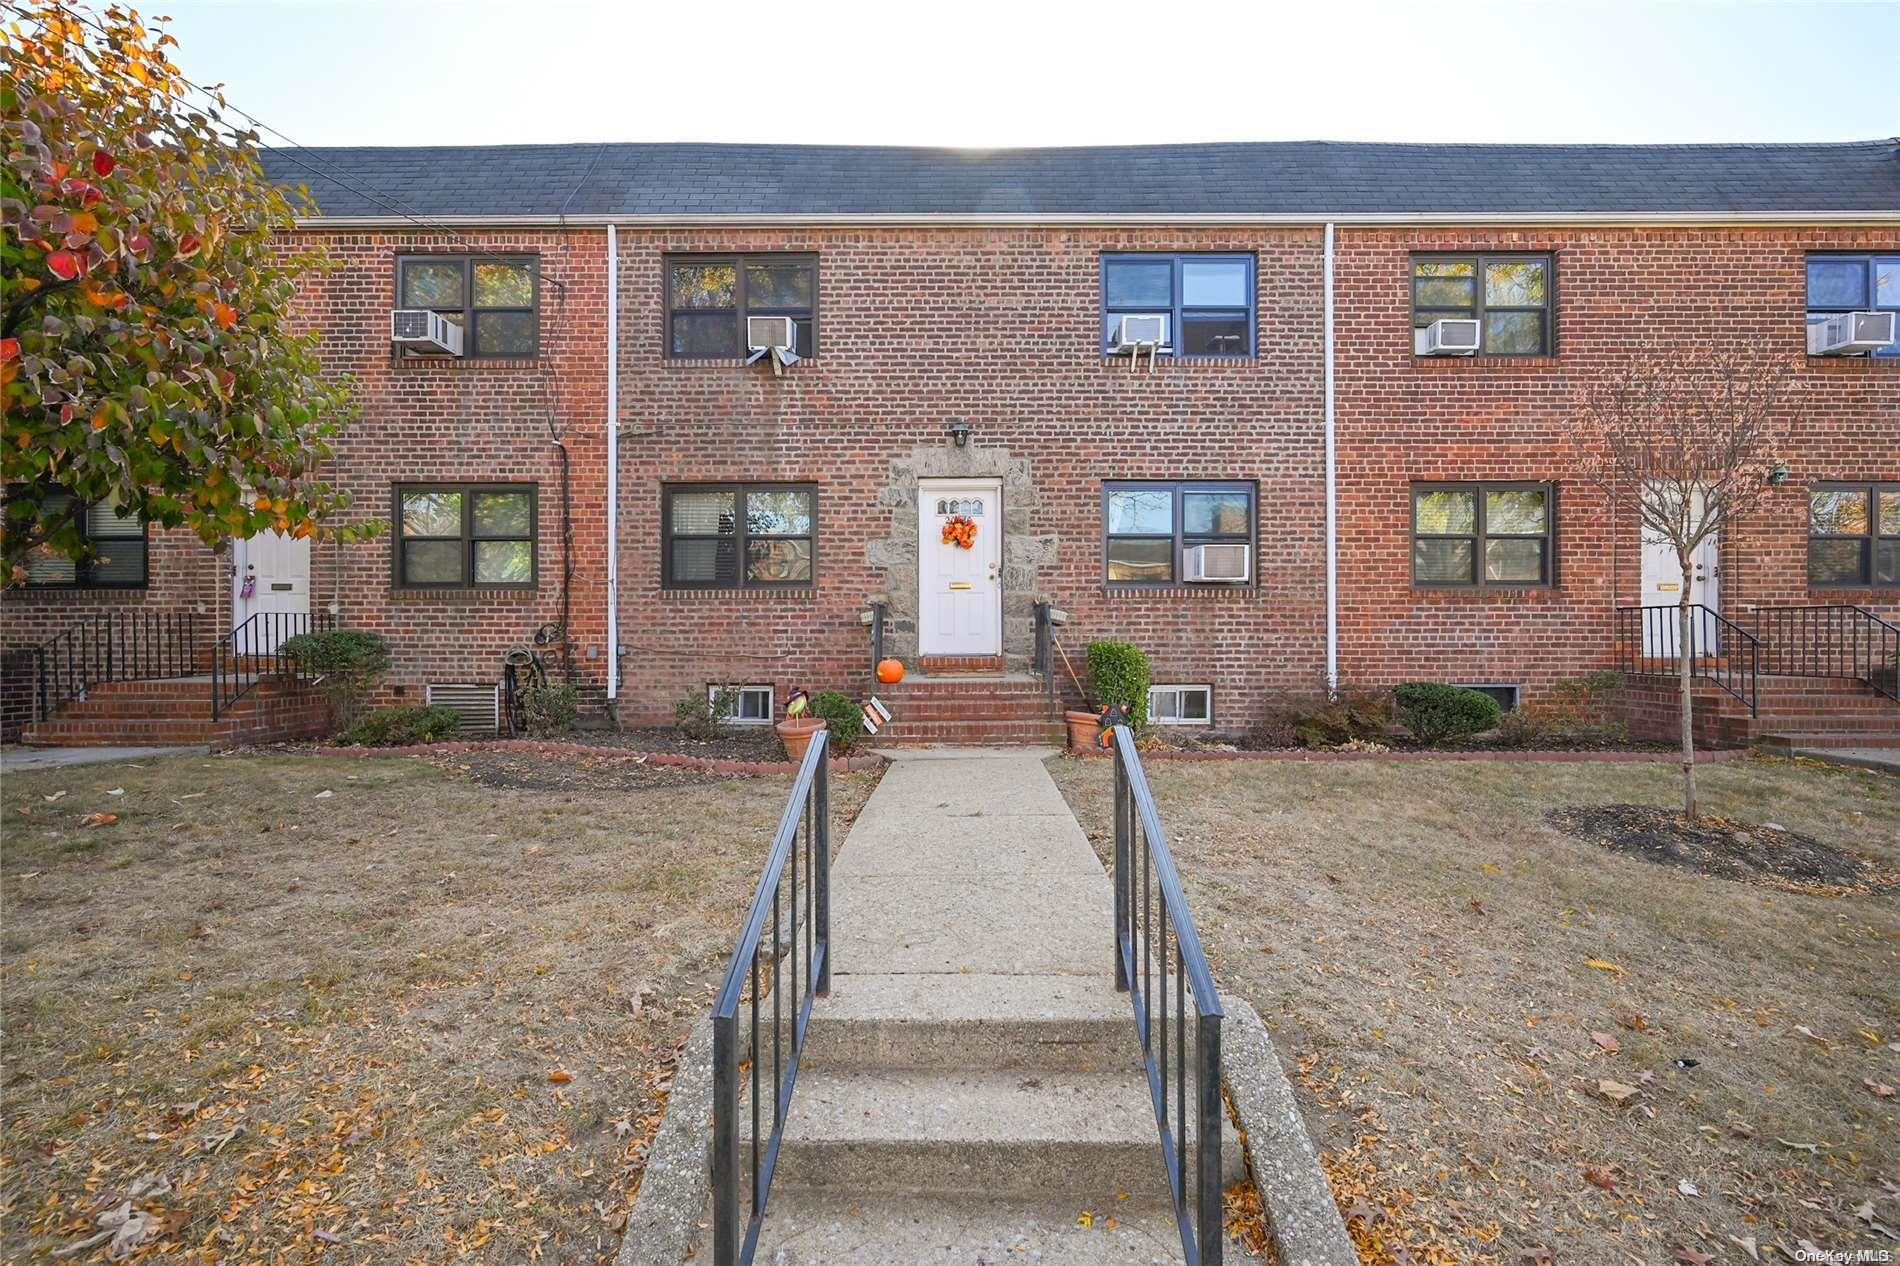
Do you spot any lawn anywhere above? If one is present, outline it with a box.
[1050,753,1900,1266]
[0,748,876,1264]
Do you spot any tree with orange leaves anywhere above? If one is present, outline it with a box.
[1,1,374,583]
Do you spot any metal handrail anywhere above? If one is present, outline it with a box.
[30,610,201,722]
[212,611,333,720]
[867,600,887,684]
[1614,604,1760,717]
[1034,599,1055,705]
[1753,604,1900,704]
[710,729,831,1266]
[1110,724,1223,1266]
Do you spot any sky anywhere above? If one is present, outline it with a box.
[154,0,1900,150]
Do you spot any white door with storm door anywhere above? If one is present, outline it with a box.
[918,479,1002,658]
[1638,484,1720,659]
[232,528,311,653]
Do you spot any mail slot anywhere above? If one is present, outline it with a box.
[948,582,973,591]
[271,582,295,592]
[1656,581,1680,592]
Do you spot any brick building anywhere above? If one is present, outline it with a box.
[5,140,1897,746]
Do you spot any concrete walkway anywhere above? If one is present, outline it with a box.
[1,744,209,773]
[750,747,1198,1264]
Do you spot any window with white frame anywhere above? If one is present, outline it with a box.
[711,684,775,725]
[1148,684,1212,725]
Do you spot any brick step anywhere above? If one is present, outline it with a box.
[882,700,1065,721]
[877,680,1051,700]
[873,721,1067,746]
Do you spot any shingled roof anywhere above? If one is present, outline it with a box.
[260,139,1900,220]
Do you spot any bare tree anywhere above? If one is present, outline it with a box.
[1571,346,1796,817]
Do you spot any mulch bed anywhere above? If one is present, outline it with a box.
[1545,803,1894,892]
[590,725,787,762]
[434,747,753,794]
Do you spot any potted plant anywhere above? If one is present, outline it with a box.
[774,688,825,761]
[1071,641,1149,753]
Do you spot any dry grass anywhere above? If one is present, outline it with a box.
[1051,753,1900,1266]
[0,749,875,1264]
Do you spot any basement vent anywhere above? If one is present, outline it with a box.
[426,682,500,736]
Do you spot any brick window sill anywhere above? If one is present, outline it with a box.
[663,359,824,369]
[1103,585,1255,600]
[1409,585,1561,599]
[392,357,541,373]
[661,587,817,601]
[1097,357,1260,372]
[1407,356,1563,373]
[389,588,540,603]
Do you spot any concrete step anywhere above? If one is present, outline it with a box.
[1761,731,1900,751]
[801,973,1140,1072]
[745,1067,1176,1207]
[754,1193,1190,1265]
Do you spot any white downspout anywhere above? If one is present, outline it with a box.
[605,224,620,701]
[1323,222,1339,694]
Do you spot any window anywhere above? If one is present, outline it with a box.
[19,492,147,588]
[1809,483,1899,587]
[1102,481,1255,586]
[1412,483,1556,587]
[396,255,538,358]
[1411,253,1554,356]
[712,684,775,725]
[1460,684,1520,712]
[1148,684,1212,726]
[393,484,536,589]
[663,484,816,588]
[1806,255,1900,358]
[666,255,817,359]
[1101,253,1256,358]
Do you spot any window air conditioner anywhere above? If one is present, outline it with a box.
[391,309,464,356]
[1807,310,1896,356]
[1417,317,1481,357]
[1184,543,1250,583]
[748,316,797,351]
[1113,314,1170,351]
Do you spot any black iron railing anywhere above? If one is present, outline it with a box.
[212,611,333,720]
[711,729,831,1266]
[1753,605,1899,704]
[1033,599,1056,705]
[1111,724,1223,1266]
[1614,604,1759,717]
[867,600,887,684]
[32,610,201,720]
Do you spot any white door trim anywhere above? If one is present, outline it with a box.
[917,477,1003,657]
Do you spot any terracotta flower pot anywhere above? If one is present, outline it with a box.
[1064,710,1100,753]
[776,717,826,763]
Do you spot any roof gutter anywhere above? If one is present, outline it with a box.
[293,209,1900,230]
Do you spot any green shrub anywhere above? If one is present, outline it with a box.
[519,682,580,737]
[339,704,461,748]
[809,690,864,752]
[1086,640,1151,729]
[1498,671,1630,746]
[1263,686,1393,749]
[1394,682,1503,747]
[674,687,735,742]
[279,628,391,732]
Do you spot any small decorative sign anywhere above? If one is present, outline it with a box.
[861,696,892,736]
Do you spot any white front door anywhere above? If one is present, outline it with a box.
[918,479,1002,657]
[233,528,311,652]
[1638,485,1719,657]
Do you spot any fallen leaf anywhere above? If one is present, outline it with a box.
[1583,1167,1618,1190]
[314,789,334,799]
[79,812,118,828]
[1854,1201,1876,1224]
[1076,1210,1093,1227]
[1864,1078,1896,1098]
[1671,1248,1712,1266]
[1585,958,1627,977]
[105,787,124,796]
[1728,1235,1759,1262]
[1678,1179,1699,1197]
[1592,1031,1621,1054]
[42,790,67,802]
[1598,1079,1639,1104]
[547,1067,574,1084]
[1792,1025,1831,1049]
[1776,1137,1820,1154]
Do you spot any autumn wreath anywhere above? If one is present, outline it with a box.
[941,514,977,550]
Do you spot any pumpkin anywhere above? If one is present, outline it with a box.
[876,658,905,684]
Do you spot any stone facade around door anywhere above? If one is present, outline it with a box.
[868,443,1055,673]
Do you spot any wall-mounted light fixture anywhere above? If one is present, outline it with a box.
[946,420,972,448]
[1767,462,1791,487]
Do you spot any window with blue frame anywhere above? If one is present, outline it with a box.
[1100,254,1255,358]
[1806,254,1900,358]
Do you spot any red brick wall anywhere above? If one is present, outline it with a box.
[1333,226,1900,700]
[612,226,1329,731]
[288,228,612,709]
